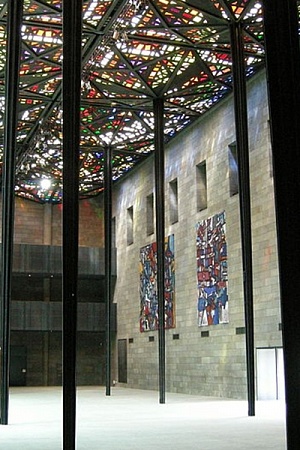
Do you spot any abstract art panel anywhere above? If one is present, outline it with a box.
[196,211,228,326]
[140,235,175,332]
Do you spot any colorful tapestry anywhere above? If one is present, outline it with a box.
[140,235,175,332]
[196,212,228,326]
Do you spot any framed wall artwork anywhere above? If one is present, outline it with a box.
[139,234,175,332]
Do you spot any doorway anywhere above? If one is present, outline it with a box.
[118,339,127,383]
[256,347,285,400]
[10,345,27,386]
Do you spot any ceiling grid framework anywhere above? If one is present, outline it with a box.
[0,0,268,202]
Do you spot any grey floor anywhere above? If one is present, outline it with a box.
[0,386,286,449]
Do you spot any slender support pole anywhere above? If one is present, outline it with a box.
[230,22,255,416]
[153,98,166,404]
[104,145,113,396]
[62,1,82,448]
[0,0,23,426]
[263,1,300,448]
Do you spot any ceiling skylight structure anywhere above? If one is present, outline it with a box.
[0,0,269,203]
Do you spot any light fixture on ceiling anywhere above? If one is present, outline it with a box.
[40,178,52,190]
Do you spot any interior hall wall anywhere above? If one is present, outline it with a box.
[0,195,105,386]
[112,70,281,399]
[10,331,106,386]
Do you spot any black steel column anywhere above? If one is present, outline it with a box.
[62,1,82,448]
[104,145,113,396]
[0,0,23,426]
[263,1,300,448]
[153,98,165,404]
[230,22,255,416]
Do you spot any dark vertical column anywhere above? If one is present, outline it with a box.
[263,1,300,448]
[230,22,255,416]
[153,98,165,404]
[0,0,23,426]
[62,1,82,448]
[104,145,112,396]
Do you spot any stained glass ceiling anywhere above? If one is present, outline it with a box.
[0,0,266,203]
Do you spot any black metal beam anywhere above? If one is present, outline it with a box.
[0,0,23,426]
[230,21,255,416]
[62,1,82,448]
[153,97,166,404]
[104,145,113,396]
[263,1,300,448]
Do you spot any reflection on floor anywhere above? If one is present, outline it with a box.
[0,386,286,450]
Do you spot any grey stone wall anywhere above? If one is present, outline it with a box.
[112,71,281,399]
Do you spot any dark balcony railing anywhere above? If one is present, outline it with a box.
[10,301,117,332]
[0,244,117,276]
[0,244,117,332]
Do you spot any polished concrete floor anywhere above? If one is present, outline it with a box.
[0,386,286,449]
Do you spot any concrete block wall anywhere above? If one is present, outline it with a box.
[113,70,282,399]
